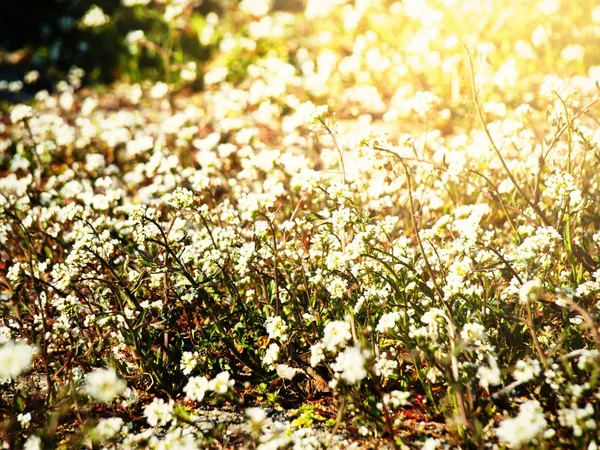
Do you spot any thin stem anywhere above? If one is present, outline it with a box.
[321,119,347,185]
[525,300,549,369]
[465,45,550,227]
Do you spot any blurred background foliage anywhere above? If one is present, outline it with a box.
[1,0,600,110]
[0,0,301,97]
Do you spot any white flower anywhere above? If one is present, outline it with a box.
[422,438,442,450]
[376,312,401,334]
[83,368,126,403]
[240,0,271,17]
[80,5,110,28]
[375,353,398,378]
[307,104,329,129]
[180,351,200,375]
[204,67,228,85]
[514,358,541,383]
[24,71,39,84]
[276,364,303,380]
[10,104,33,124]
[125,30,145,48]
[18,412,32,428]
[165,187,194,209]
[331,345,369,384]
[263,343,280,370]
[561,44,585,63]
[410,91,440,117]
[384,390,410,409]
[305,0,345,19]
[477,357,502,389]
[426,366,443,383]
[0,340,36,380]
[310,342,325,367]
[23,435,42,450]
[540,75,574,101]
[460,322,486,344]
[181,62,197,82]
[93,417,123,442]
[184,375,209,402]
[519,279,543,304]
[150,82,169,99]
[208,371,234,394]
[144,398,174,427]
[322,320,352,352]
[537,0,560,15]
[246,407,268,424]
[265,316,289,342]
[496,400,547,448]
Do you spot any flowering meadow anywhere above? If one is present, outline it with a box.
[2,0,600,448]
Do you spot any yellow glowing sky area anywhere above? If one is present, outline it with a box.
[281,0,600,171]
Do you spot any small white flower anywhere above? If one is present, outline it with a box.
[422,438,442,450]
[310,342,325,367]
[80,5,110,28]
[165,187,194,209]
[0,340,36,380]
[263,343,280,370]
[17,412,32,428]
[180,62,197,82]
[276,364,303,380]
[122,0,151,6]
[180,351,200,375]
[307,104,329,128]
[376,312,401,334]
[322,320,352,352]
[24,71,39,84]
[410,91,440,117]
[331,345,369,384]
[384,390,410,409]
[10,104,33,124]
[204,67,228,85]
[150,82,169,99]
[496,400,547,448]
[477,357,502,389]
[23,435,42,450]
[125,30,145,48]
[144,398,174,427]
[208,371,234,394]
[374,353,398,378]
[246,407,267,424]
[461,322,486,344]
[93,417,123,442]
[265,316,289,342]
[519,279,543,304]
[83,368,126,403]
[184,375,209,402]
[239,0,271,17]
[514,358,541,383]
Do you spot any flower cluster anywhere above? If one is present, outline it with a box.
[2,0,600,447]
